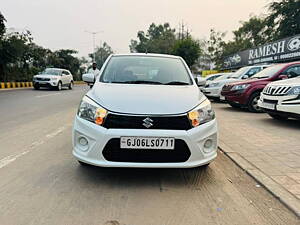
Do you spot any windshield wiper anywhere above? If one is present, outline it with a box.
[112,80,163,85]
[164,81,190,85]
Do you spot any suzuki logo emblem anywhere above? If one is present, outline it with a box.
[142,117,153,128]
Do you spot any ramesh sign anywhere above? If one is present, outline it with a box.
[222,34,300,69]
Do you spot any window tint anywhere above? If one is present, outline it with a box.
[245,67,261,77]
[284,66,300,78]
[100,56,192,85]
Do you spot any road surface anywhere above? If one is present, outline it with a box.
[0,86,298,225]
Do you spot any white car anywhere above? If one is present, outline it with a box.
[33,68,74,90]
[73,53,218,168]
[198,73,223,90]
[206,65,269,100]
[258,76,300,120]
[202,73,233,100]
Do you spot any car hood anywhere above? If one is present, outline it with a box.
[268,77,300,86]
[87,82,205,115]
[34,74,59,79]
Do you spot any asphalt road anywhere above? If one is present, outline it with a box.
[0,86,299,225]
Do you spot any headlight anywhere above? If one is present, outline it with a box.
[209,82,220,87]
[287,86,300,95]
[188,99,215,127]
[77,96,107,126]
[231,84,250,91]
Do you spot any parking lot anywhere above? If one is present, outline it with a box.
[213,101,300,200]
[0,86,299,225]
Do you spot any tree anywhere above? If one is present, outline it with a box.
[0,11,5,38]
[89,42,113,69]
[172,38,201,67]
[266,0,300,40]
[129,23,177,54]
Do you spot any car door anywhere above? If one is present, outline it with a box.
[61,70,69,85]
[66,70,73,83]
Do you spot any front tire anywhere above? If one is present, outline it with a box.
[68,81,73,90]
[57,81,62,91]
[268,113,289,120]
[34,84,40,90]
[78,160,90,167]
[247,92,262,113]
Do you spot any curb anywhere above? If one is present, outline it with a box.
[219,141,300,218]
[0,81,85,90]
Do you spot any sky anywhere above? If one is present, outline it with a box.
[1,0,271,58]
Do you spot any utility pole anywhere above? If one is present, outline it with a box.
[85,30,103,62]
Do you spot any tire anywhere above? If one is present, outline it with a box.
[247,92,263,113]
[57,81,62,91]
[228,102,241,108]
[34,85,40,90]
[68,81,73,90]
[268,113,289,120]
[78,160,90,167]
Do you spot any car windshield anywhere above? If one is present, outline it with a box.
[214,73,232,81]
[229,67,250,79]
[100,56,192,85]
[251,64,284,79]
[41,69,61,76]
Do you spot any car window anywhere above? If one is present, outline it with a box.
[284,66,300,78]
[42,68,61,76]
[245,67,261,77]
[230,67,250,78]
[100,56,192,85]
[251,64,286,79]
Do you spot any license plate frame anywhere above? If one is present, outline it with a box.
[120,137,175,150]
[262,101,275,110]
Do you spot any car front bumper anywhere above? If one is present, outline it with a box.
[33,81,58,87]
[202,87,222,98]
[258,93,300,116]
[72,116,218,168]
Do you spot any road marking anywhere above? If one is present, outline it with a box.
[0,126,66,169]
[36,93,61,98]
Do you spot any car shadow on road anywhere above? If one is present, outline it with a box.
[73,163,215,189]
[258,117,300,130]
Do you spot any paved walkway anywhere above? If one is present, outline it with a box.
[213,102,300,215]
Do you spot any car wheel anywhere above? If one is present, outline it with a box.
[34,84,39,90]
[68,81,73,90]
[57,82,62,91]
[268,113,289,120]
[228,102,241,108]
[78,160,90,167]
[247,92,263,113]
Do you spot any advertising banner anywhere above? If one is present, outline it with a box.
[222,34,300,69]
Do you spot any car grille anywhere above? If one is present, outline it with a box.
[263,86,292,96]
[36,78,50,81]
[102,138,191,163]
[103,114,192,130]
[222,84,232,92]
[263,99,278,104]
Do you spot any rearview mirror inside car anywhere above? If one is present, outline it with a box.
[82,73,95,83]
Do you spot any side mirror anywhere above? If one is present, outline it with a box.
[278,74,288,80]
[195,76,206,86]
[82,73,95,83]
[242,75,249,79]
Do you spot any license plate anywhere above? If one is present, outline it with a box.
[262,102,275,110]
[120,137,175,150]
[220,95,225,100]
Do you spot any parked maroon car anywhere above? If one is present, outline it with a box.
[221,62,300,112]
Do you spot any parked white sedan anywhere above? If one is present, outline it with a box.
[73,53,218,168]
